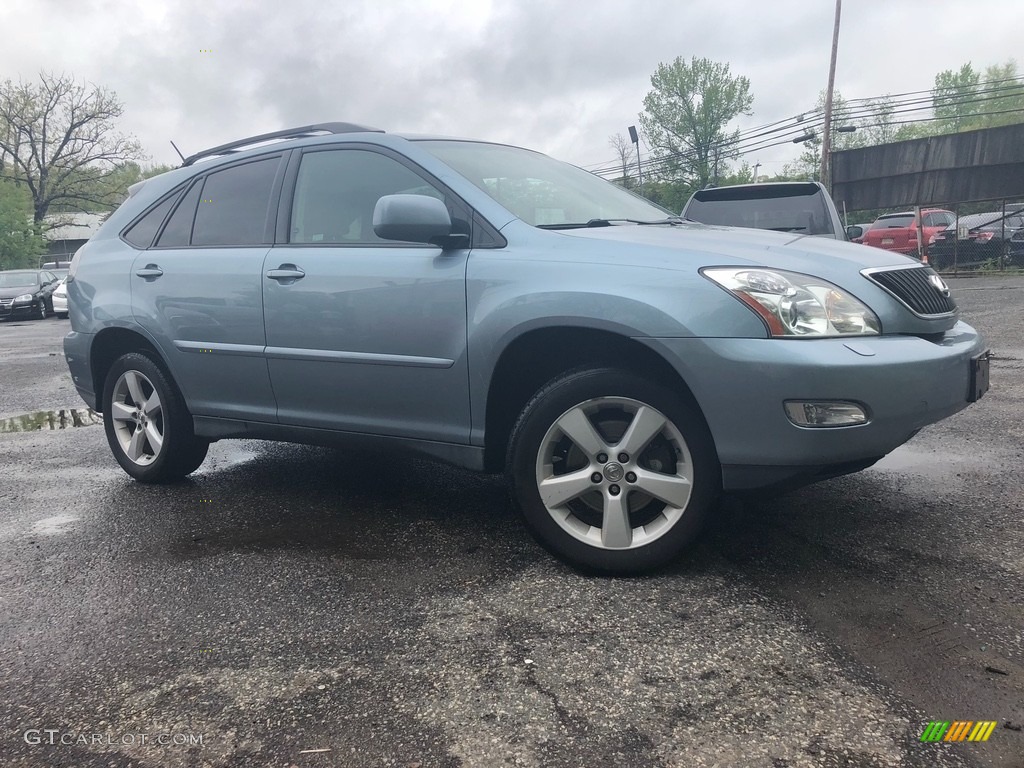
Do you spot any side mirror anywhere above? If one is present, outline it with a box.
[373,194,466,248]
[845,225,863,240]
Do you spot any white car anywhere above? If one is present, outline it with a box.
[51,277,68,319]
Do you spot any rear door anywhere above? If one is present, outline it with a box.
[262,146,471,443]
[129,155,284,421]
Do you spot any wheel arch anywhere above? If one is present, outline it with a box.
[89,327,168,412]
[482,326,717,472]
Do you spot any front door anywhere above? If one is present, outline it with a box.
[263,147,471,443]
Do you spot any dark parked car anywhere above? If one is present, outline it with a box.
[681,182,847,240]
[927,210,1024,270]
[63,123,989,573]
[862,209,955,257]
[0,269,61,320]
[1009,228,1024,265]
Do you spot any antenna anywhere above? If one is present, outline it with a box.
[170,140,186,164]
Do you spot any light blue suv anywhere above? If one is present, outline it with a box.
[63,123,989,572]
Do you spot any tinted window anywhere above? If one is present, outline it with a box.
[290,149,448,245]
[123,192,180,248]
[156,181,202,247]
[876,214,915,228]
[685,186,834,235]
[192,158,279,246]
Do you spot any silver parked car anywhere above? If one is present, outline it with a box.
[63,123,989,572]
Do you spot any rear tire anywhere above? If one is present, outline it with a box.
[102,352,209,483]
[506,367,719,574]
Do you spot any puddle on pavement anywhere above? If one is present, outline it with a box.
[192,442,262,474]
[0,408,102,433]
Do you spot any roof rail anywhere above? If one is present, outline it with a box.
[181,122,384,166]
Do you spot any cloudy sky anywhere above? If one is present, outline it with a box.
[3,0,1020,176]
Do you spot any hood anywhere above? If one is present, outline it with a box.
[553,222,917,275]
[0,284,40,299]
[538,221,954,336]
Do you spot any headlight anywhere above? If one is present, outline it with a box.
[13,294,33,303]
[703,268,880,337]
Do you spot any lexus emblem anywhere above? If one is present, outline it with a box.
[928,274,950,296]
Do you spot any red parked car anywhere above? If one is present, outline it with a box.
[862,209,956,257]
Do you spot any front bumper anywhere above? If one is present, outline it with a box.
[52,293,68,313]
[644,321,988,491]
[0,300,40,319]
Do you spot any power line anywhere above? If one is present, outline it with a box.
[591,74,1024,182]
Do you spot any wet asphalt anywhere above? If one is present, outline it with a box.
[0,277,1021,768]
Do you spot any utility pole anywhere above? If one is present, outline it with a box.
[628,126,643,189]
[752,161,761,183]
[819,0,842,191]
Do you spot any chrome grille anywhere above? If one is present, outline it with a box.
[865,266,957,317]
[0,298,13,308]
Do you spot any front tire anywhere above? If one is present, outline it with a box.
[507,368,719,573]
[102,352,209,483]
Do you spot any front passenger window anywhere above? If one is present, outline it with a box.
[290,149,452,245]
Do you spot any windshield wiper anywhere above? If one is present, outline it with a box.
[538,217,686,230]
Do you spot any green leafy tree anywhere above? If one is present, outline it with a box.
[0,179,44,269]
[933,63,982,131]
[0,72,143,230]
[640,56,753,191]
[979,60,1024,127]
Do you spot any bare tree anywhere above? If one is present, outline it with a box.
[0,72,143,229]
[608,133,635,189]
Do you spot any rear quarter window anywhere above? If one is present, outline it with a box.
[123,192,181,248]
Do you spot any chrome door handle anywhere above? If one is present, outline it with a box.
[135,265,164,279]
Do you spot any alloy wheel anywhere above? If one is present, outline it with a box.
[534,396,694,550]
[109,370,164,466]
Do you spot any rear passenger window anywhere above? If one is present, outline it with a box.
[123,192,180,248]
[191,158,279,246]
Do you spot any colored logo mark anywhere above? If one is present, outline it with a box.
[921,721,997,742]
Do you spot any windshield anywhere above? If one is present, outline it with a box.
[418,140,671,227]
[0,272,39,288]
